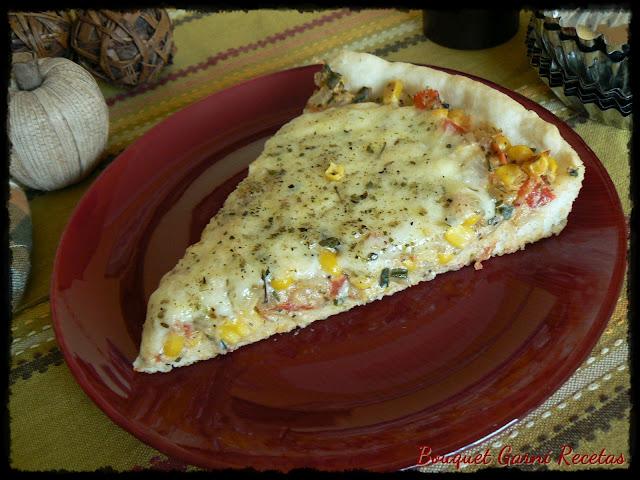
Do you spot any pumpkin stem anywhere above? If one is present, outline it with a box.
[12,52,43,91]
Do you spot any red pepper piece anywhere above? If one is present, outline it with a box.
[278,302,315,312]
[525,182,555,208]
[413,88,441,109]
[443,118,467,134]
[330,275,347,297]
[490,141,508,165]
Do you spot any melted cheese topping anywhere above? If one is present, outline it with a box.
[139,103,502,370]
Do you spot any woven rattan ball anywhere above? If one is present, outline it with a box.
[71,9,175,87]
[10,11,73,58]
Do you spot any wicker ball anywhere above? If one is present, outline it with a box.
[10,11,73,58]
[71,9,175,87]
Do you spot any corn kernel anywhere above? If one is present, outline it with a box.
[218,325,241,345]
[545,155,558,182]
[350,275,373,290]
[448,109,469,127]
[271,276,294,291]
[402,257,417,272]
[163,332,185,359]
[319,249,341,276]
[431,108,449,119]
[237,320,251,336]
[495,164,526,189]
[324,162,345,181]
[523,155,548,177]
[383,79,404,105]
[547,155,558,176]
[506,145,535,163]
[492,133,511,151]
[462,214,481,227]
[444,224,475,249]
[438,252,454,264]
[218,320,251,346]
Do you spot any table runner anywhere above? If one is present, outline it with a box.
[10,9,630,471]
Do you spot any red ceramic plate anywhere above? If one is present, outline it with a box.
[51,65,626,472]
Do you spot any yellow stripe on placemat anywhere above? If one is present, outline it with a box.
[106,10,393,129]
[104,10,421,155]
[96,9,349,100]
[106,10,418,144]
[101,10,350,99]
[11,302,56,361]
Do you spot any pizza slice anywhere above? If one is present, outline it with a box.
[133,51,584,373]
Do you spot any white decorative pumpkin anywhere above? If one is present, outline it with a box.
[9,54,109,191]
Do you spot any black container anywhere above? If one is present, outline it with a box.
[423,10,520,50]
